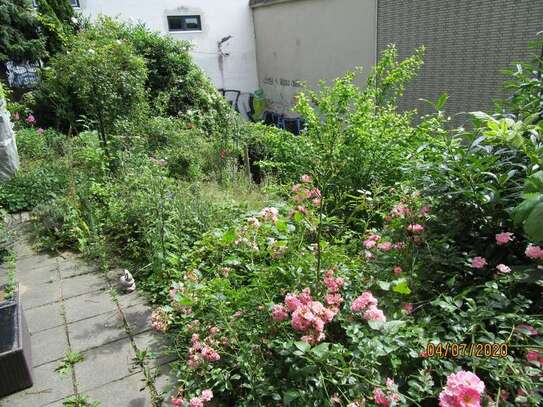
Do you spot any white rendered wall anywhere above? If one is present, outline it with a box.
[78,0,259,93]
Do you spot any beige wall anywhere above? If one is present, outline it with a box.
[251,0,377,116]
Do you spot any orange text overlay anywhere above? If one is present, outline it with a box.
[425,343,508,358]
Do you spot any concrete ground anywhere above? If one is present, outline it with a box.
[0,214,177,407]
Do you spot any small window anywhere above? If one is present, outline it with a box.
[167,15,202,32]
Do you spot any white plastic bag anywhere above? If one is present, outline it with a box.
[0,96,19,180]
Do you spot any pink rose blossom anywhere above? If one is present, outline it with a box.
[13,112,20,121]
[37,128,45,135]
[471,257,487,269]
[420,205,431,215]
[201,389,213,402]
[298,288,312,305]
[526,350,540,362]
[496,264,511,274]
[259,207,279,223]
[495,232,514,245]
[300,174,312,183]
[363,306,386,322]
[26,114,36,124]
[201,346,220,362]
[351,291,378,312]
[312,198,321,206]
[377,242,393,251]
[403,303,413,314]
[438,370,485,407]
[171,397,184,407]
[284,293,302,312]
[363,239,377,249]
[393,242,405,250]
[516,324,539,336]
[272,304,289,321]
[393,266,402,276]
[407,224,424,234]
[526,244,543,260]
[373,388,389,407]
[392,204,410,218]
[189,397,204,407]
[209,327,219,335]
[292,184,301,192]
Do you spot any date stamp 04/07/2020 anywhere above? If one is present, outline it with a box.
[422,343,509,358]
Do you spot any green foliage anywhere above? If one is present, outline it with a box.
[36,0,77,57]
[0,0,46,65]
[36,18,148,152]
[252,46,431,219]
[55,350,84,376]
[116,23,234,134]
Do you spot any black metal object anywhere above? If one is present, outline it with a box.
[0,284,33,397]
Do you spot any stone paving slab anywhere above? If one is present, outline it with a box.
[1,217,163,406]
[74,337,140,392]
[154,363,177,406]
[123,302,153,336]
[21,280,62,310]
[25,302,64,334]
[0,360,74,406]
[16,254,58,273]
[63,290,117,323]
[68,312,128,352]
[133,331,176,367]
[61,273,107,299]
[85,373,152,407]
[31,325,69,367]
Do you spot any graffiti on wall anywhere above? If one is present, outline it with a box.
[5,61,40,88]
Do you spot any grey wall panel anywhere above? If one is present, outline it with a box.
[377,0,543,123]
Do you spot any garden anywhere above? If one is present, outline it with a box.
[1,1,543,406]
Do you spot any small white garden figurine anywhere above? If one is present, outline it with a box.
[119,269,136,292]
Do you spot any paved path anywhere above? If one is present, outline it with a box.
[0,214,177,407]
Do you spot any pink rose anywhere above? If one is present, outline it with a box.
[407,224,424,234]
[26,114,36,124]
[351,291,378,312]
[300,174,312,183]
[271,304,289,321]
[363,306,386,322]
[373,388,389,407]
[495,232,514,245]
[377,242,393,251]
[496,264,511,274]
[393,266,402,276]
[403,303,413,314]
[37,128,45,135]
[471,257,487,269]
[526,244,543,260]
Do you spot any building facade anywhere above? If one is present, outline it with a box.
[76,0,259,95]
[251,0,543,123]
[250,0,377,116]
[377,0,543,121]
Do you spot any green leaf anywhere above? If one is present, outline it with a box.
[392,279,412,295]
[283,389,301,404]
[222,229,236,244]
[512,195,543,226]
[311,342,330,358]
[524,204,543,242]
[435,93,448,110]
[368,320,386,330]
[378,280,391,291]
[524,171,543,193]
[294,341,310,353]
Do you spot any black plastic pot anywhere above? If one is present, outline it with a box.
[0,283,33,397]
